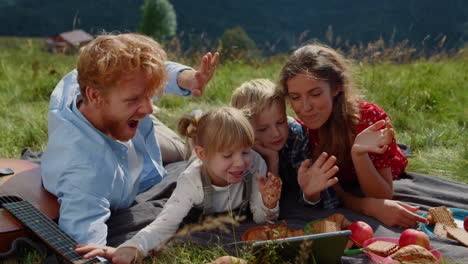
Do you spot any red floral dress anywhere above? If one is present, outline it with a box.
[297,101,408,185]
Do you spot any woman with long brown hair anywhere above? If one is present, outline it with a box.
[278,43,427,228]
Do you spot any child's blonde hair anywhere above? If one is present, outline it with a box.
[178,107,255,158]
[230,79,285,119]
[77,33,167,103]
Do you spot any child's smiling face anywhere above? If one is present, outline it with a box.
[198,146,252,186]
[251,101,289,152]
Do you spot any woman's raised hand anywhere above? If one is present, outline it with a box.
[258,172,282,209]
[298,152,339,201]
[353,119,393,155]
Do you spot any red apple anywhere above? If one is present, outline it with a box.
[464,216,468,232]
[348,221,374,247]
[399,229,430,250]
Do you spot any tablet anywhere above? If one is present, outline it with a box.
[251,230,351,264]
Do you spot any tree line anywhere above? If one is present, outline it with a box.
[1,0,466,53]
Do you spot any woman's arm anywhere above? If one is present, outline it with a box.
[333,184,427,228]
[351,120,394,199]
[351,149,393,199]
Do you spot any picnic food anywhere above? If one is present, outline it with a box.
[306,214,364,249]
[242,222,304,242]
[433,223,448,238]
[399,229,430,250]
[445,226,468,247]
[348,221,374,247]
[365,240,399,257]
[310,217,341,234]
[425,206,468,247]
[464,216,468,232]
[390,244,438,263]
[308,213,351,234]
[427,206,457,227]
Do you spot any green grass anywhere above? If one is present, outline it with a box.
[2,38,466,184]
[0,37,76,158]
[358,57,468,182]
[0,37,467,263]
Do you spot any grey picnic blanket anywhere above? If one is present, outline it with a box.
[20,149,467,263]
[105,162,468,264]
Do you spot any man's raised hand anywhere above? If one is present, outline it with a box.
[178,52,220,97]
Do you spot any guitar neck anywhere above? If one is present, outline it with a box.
[2,200,102,264]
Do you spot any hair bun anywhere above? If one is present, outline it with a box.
[186,120,198,138]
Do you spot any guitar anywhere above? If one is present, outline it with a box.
[0,159,102,263]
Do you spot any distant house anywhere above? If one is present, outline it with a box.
[45,29,94,54]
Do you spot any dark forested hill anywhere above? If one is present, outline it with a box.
[1,0,466,52]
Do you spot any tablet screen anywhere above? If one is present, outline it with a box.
[251,230,351,264]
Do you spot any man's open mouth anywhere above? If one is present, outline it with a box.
[128,120,139,128]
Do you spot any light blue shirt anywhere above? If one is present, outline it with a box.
[41,62,192,245]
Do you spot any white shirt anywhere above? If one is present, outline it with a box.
[120,140,144,185]
[119,151,279,255]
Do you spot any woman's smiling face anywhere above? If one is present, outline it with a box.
[286,74,335,130]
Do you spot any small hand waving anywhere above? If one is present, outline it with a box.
[298,152,339,199]
[258,172,282,209]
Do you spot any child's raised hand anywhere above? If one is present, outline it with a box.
[298,152,339,201]
[353,119,393,156]
[258,172,282,209]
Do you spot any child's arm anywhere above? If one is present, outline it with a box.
[250,152,280,223]
[258,172,282,209]
[352,119,394,199]
[333,184,428,228]
[297,152,339,203]
[118,174,201,256]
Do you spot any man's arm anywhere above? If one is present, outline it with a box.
[57,183,111,245]
[164,52,219,97]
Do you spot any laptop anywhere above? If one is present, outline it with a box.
[251,230,351,264]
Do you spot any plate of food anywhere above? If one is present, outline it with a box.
[363,237,442,264]
[421,206,468,237]
[242,223,304,242]
[304,213,351,235]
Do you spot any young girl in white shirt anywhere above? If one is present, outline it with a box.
[76,107,282,264]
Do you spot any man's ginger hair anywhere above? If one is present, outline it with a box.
[77,33,167,102]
